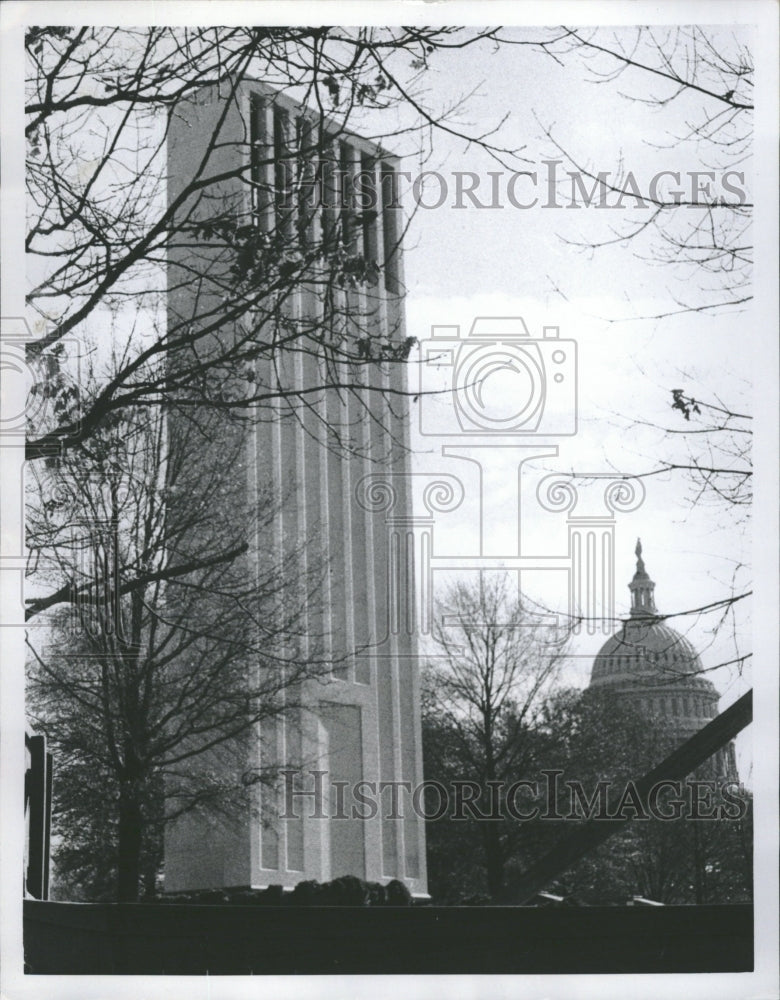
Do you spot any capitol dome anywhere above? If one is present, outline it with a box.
[589,540,737,778]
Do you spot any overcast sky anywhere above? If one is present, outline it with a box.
[378,28,756,768]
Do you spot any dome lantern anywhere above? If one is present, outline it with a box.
[587,541,738,782]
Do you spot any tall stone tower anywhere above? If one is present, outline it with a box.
[163,80,427,896]
[589,540,738,779]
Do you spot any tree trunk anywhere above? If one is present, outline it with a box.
[482,710,505,898]
[483,819,504,898]
[117,782,143,902]
[692,821,705,904]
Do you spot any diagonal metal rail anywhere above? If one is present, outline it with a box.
[496,689,753,905]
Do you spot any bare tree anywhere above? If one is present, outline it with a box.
[25,379,325,901]
[24,26,526,456]
[423,573,569,898]
[523,26,752,318]
[536,687,752,905]
[658,388,752,513]
[22,24,542,901]
[22,25,537,632]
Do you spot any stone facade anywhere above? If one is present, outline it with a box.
[163,81,427,895]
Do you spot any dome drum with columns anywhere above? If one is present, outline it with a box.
[589,540,738,780]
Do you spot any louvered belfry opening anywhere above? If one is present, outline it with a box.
[249,93,401,295]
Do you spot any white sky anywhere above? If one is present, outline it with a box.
[369,27,759,772]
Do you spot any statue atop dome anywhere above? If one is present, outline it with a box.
[629,537,657,617]
[635,537,645,574]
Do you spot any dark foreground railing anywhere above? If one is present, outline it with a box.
[24,900,752,974]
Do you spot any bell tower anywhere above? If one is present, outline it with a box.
[163,80,428,897]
